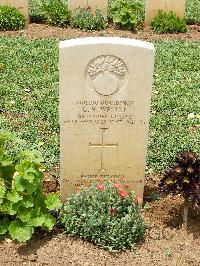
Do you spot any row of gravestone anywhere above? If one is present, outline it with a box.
[0,0,186,26]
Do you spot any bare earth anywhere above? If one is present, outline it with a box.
[0,24,200,266]
[0,24,199,41]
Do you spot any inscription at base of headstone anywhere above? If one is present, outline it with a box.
[68,0,108,16]
[59,37,155,201]
[0,0,29,24]
[145,0,186,25]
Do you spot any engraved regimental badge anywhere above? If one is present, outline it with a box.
[86,55,128,96]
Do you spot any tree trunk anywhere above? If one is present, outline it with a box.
[183,198,189,229]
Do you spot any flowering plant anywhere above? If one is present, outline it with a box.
[159,151,200,228]
[60,182,145,252]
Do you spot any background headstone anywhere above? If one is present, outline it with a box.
[68,0,108,16]
[59,37,155,202]
[0,0,29,24]
[145,0,186,25]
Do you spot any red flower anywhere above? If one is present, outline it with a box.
[124,184,129,189]
[96,184,106,191]
[118,190,128,198]
[75,188,80,193]
[110,208,117,215]
[114,183,122,189]
[134,197,143,205]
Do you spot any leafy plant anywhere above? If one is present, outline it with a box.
[159,151,200,228]
[0,5,25,31]
[60,182,145,252]
[151,10,187,34]
[109,0,144,30]
[29,0,46,23]
[186,0,200,25]
[71,7,108,31]
[0,131,61,242]
[41,0,71,27]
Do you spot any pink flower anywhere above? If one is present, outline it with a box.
[110,208,117,215]
[114,183,122,189]
[96,184,106,191]
[118,190,128,198]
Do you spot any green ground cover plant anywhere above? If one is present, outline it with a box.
[60,182,145,252]
[0,5,25,31]
[71,8,108,31]
[151,10,187,34]
[0,131,61,242]
[0,38,199,174]
[186,0,200,25]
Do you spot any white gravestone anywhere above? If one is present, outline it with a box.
[68,0,108,16]
[0,0,29,24]
[145,0,186,25]
[59,37,155,201]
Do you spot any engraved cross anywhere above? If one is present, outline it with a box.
[89,128,118,172]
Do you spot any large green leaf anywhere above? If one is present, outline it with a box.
[0,154,13,166]
[8,220,34,242]
[31,212,46,227]
[0,217,10,235]
[42,213,55,230]
[1,165,15,183]
[17,207,32,223]
[45,194,61,210]
[0,184,6,199]
[21,195,34,208]
[7,191,23,203]
[12,175,25,192]
[3,201,18,215]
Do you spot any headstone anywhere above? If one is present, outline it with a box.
[0,0,29,24]
[145,0,186,25]
[68,0,108,16]
[59,37,155,201]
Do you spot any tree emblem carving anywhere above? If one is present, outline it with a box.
[87,56,127,96]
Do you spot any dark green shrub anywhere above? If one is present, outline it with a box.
[151,10,187,34]
[0,131,61,242]
[109,0,144,31]
[41,0,70,27]
[71,8,108,31]
[60,182,145,252]
[0,5,25,31]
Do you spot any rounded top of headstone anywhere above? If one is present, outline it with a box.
[59,37,155,51]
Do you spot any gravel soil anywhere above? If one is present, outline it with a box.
[0,24,200,41]
[0,175,199,266]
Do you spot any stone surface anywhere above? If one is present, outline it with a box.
[0,0,29,24]
[145,0,186,25]
[68,0,108,16]
[59,37,155,201]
